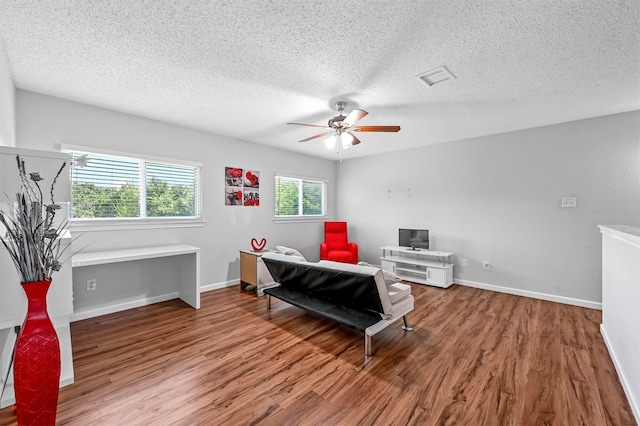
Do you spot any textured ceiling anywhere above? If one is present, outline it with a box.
[1,0,639,161]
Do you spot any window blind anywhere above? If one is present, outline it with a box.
[70,152,200,219]
[274,175,325,217]
[146,162,198,217]
[70,152,140,218]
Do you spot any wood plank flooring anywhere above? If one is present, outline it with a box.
[0,283,635,425]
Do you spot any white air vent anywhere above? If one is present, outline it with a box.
[416,66,456,87]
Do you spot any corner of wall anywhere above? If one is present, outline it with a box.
[0,33,16,148]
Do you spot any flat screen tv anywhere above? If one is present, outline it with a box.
[399,228,430,250]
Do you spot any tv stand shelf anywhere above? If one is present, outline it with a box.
[380,246,454,288]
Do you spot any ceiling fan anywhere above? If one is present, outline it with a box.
[287,101,400,152]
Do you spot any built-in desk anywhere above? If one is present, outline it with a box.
[72,245,200,321]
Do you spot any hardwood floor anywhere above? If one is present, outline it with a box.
[0,284,635,425]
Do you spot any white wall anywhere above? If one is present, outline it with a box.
[0,34,15,147]
[0,34,16,387]
[337,111,640,307]
[15,90,336,313]
[14,88,640,310]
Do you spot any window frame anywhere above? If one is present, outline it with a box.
[62,144,204,231]
[273,173,327,223]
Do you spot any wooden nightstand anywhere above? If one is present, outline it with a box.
[239,250,276,296]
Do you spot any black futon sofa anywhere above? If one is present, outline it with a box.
[261,252,414,357]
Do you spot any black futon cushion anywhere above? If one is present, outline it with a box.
[262,257,386,332]
[263,286,380,332]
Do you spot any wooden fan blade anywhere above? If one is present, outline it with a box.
[352,125,401,132]
[287,122,327,128]
[343,109,368,126]
[299,132,331,142]
[349,133,362,146]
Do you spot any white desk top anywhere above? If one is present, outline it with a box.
[72,244,200,267]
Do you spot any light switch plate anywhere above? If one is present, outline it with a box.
[561,197,577,208]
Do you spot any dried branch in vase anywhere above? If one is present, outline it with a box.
[0,155,69,283]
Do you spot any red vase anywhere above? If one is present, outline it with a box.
[13,280,61,426]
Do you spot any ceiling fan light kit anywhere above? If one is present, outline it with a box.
[287,101,400,160]
[325,133,354,150]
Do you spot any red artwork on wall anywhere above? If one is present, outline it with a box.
[225,167,260,206]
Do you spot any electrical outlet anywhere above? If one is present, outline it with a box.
[87,279,97,291]
[482,261,491,270]
[461,258,468,267]
[561,197,577,208]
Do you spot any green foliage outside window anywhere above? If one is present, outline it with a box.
[146,178,195,217]
[274,178,299,216]
[71,181,196,218]
[302,181,323,215]
[275,175,325,217]
[70,152,199,219]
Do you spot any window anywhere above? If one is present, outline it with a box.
[67,149,201,221]
[274,174,326,218]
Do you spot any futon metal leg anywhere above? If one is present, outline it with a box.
[267,294,271,310]
[364,334,372,357]
[402,315,414,331]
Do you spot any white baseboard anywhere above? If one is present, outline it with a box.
[70,280,242,322]
[70,292,179,322]
[200,279,240,293]
[600,324,640,424]
[454,279,602,310]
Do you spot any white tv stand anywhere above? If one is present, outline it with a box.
[380,246,454,288]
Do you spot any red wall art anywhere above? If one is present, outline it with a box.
[225,167,260,206]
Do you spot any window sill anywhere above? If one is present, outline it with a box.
[70,218,206,232]
[273,216,329,224]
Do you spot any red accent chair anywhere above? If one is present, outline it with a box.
[320,221,358,264]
